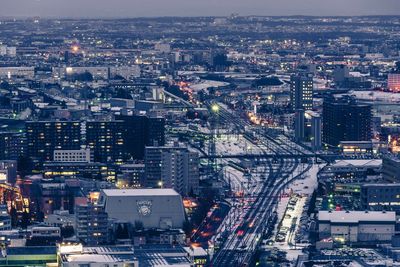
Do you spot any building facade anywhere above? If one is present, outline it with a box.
[290,73,313,111]
[318,210,396,244]
[322,96,372,147]
[100,189,185,230]
[145,146,199,196]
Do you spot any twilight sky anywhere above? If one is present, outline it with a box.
[0,0,399,18]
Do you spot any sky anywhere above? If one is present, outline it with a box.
[0,0,399,18]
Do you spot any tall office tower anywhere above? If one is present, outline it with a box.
[147,116,166,147]
[75,201,108,245]
[0,132,26,161]
[310,112,322,151]
[323,96,372,147]
[294,109,305,142]
[290,73,314,111]
[85,121,125,163]
[116,114,165,160]
[144,146,199,196]
[26,121,81,162]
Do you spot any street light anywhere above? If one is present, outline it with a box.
[211,104,219,113]
[158,181,163,188]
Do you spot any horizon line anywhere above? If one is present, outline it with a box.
[0,14,400,20]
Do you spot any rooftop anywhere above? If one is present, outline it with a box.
[332,159,382,168]
[319,210,396,223]
[102,188,180,197]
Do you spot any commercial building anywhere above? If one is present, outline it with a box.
[361,183,400,212]
[319,159,381,182]
[53,149,92,163]
[322,96,372,147]
[43,161,116,182]
[0,132,25,161]
[85,121,125,163]
[0,45,16,57]
[290,73,313,111]
[0,160,17,184]
[75,201,109,245]
[333,65,350,84]
[100,189,186,230]
[26,121,82,162]
[117,164,146,188]
[0,246,57,266]
[25,117,164,163]
[309,111,322,151]
[57,243,206,267]
[116,114,165,160]
[0,205,11,231]
[58,244,139,267]
[294,109,305,142]
[318,210,396,244]
[339,141,374,157]
[382,155,400,182]
[0,67,34,79]
[52,66,140,80]
[388,73,400,92]
[145,146,199,196]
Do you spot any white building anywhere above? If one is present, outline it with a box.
[58,244,139,267]
[53,66,140,80]
[100,189,185,230]
[154,43,171,53]
[53,149,92,163]
[0,45,16,57]
[31,226,61,238]
[44,210,76,228]
[0,67,34,79]
[318,210,396,243]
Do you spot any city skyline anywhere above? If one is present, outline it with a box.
[0,0,400,18]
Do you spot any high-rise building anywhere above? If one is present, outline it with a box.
[145,146,199,196]
[382,155,400,183]
[309,112,322,151]
[0,132,25,161]
[26,121,81,162]
[85,121,125,163]
[116,114,165,160]
[322,96,372,147]
[117,163,146,189]
[25,118,164,164]
[290,73,313,111]
[294,109,305,142]
[75,201,108,245]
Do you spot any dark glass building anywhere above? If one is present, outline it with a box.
[26,121,81,161]
[116,114,165,160]
[85,121,125,163]
[0,132,26,160]
[322,96,372,147]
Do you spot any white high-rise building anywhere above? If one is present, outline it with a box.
[290,73,313,111]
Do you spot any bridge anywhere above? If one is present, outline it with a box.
[200,153,334,161]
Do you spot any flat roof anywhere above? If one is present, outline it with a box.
[332,159,382,168]
[362,183,400,188]
[319,211,396,224]
[102,188,180,197]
